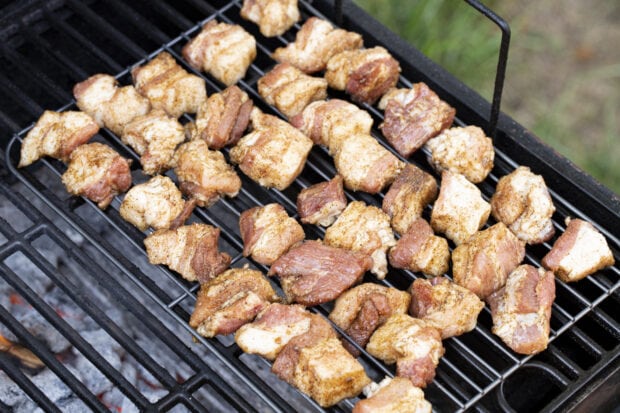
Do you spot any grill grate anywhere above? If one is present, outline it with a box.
[1,0,619,412]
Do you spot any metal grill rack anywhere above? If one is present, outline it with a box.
[1,0,619,412]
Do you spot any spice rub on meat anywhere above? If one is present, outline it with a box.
[296,175,347,227]
[240,0,299,37]
[353,377,432,413]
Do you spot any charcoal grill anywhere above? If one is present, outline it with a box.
[1,0,619,411]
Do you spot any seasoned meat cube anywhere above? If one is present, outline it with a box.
[542,218,615,282]
[239,203,305,266]
[19,111,99,167]
[334,134,404,194]
[272,17,363,73]
[329,283,410,356]
[119,175,186,231]
[268,240,372,306]
[452,222,525,299]
[430,171,491,245]
[325,47,400,105]
[144,223,230,283]
[240,0,299,37]
[409,277,484,339]
[367,314,444,388]
[186,85,253,149]
[61,143,132,209]
[73,74,151,136]
[353,377,432,413]
[182,20,256,86]
[382,164,438,235]
[324,201,397,279]
[378,84,455,158]
[230,110,313,190]
[389,218,450,277]
[296,175,347,226]
[132,52,206,118]
[491,166,556,244]
[425,126,494,184]
[189,267,280,337]
[488,265,555,354]
[172,140,241,207]
[121,109,185,175]
[257,63,327,118]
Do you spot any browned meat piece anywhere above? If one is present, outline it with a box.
[189,267,280,337]
[73,74,151,136]
[353,377,432,413]
[430,170,491,245]
[542,218,615,282]
[329,283,410,356]
[367,314,444,388]
[19,111,99,167]
[257,63,327,118]
[172,140,241,207]
[121,109,185,175]
[325,47,400,105]
[425,126,494,184]
[132,52,206,118]
[272,17,363,74]
[452,222,525,299]
[230,109,313,190]
[144,223,230,283]
[324,201,397,279]
[382,164,438,235]
[182,20,256,86]
[268,240,372,306]
[240,0,299,37]
[491,166,556,244]
[389,218,450,277]
[61,143,131,209]
[186,85,253,149]
[296,175,347,226]
[409,277,484,339]
[378,84,455,158]
[239,203,305,266]
[488,265,556,354]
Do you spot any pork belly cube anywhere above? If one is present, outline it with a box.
[230,110,312,190]
[273,17,363,74]
[121,109,185,175]
[382,164,438,235]
[329,283,410,356]
[389,218,450,277]
[378,84,455,158]
[452,222,525,299]
[268,240,372,306]
[367,314,444,388]
[73,74,151,136]
[240,0,299,37]
[491,166,556,244]
[61,143,132,209]
[144,223,231,283]
[425,126,494,184]
[324,201,397,279]
[172,140,241,207]
[187,85,253,149]
[430,171,491,245]
[488,265,555,354]
[19,111,99,167]
[182,20,256,86]
[542,218,615,282]
[409,277,484,339]
[334,134,404,194]
[258,63,327,118]
[325,47,400,105]
[239,203,305,266]
[119,175,186,231]
[296,175,347,227]
[189,267,280,337]
[353,377,432,413]
[132,52,206,118]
